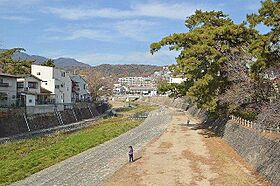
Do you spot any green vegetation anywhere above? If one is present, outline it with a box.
[42,59,55,67]
[151,0,280,123]
[0,117,142,185]
[120,103,158,115]
[0,48,34,75]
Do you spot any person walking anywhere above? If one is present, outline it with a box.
[128,146,134,162]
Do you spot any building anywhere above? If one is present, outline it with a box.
[153,66,172,82]
[70,75,90,102]
[118,77,155,87]
[113,84,128,95]
[0,73,18,107]
[169,77,186,84]
[17,74,53,106]
[31,65,72,104]
[128,86,157,96]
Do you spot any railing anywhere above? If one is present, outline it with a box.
[230,115,280,133]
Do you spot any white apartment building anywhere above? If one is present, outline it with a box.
[0,73,17,107]
[70,75,90,102]
[31,65,72,104]
[118,77,154,87]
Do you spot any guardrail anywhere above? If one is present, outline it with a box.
[230,115,280,134]
[128,112,149,120]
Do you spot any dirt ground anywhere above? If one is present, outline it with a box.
[103,109,270,186]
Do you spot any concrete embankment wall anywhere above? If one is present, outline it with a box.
[0,102,110,138]
[144,96,280,186]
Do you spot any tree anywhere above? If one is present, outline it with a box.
[84,70,113,100]
[151,10,256,113]
[42,59,55,67]
[247,0,280,75]
[245,0,280,122]
[0,48,34,75]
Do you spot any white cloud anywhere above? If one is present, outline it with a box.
[44,19,159,42]
[0,15,33,23]
[74,49,179,66]
[0,0,41,6]
[46,7,132,20]
[115,20,158,41]
[132,2,198,20]
[63,29,115,41]
[45,2,203,20]
[45,27,117,42]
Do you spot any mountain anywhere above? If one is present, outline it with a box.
[7,50,91,69]
[79,64,162,82]
[53,57,91,69]
[93,64,162,78]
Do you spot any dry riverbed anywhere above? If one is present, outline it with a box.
[103,109,270,186]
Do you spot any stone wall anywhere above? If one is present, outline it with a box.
[0,102,110,138]
[143,96,207,121]
[145,96,280,186]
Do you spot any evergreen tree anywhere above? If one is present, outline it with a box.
[151,10,256,112]
[42,59,55,67]
[0,48,33,75]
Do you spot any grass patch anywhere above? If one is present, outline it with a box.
[0,117,142,186]
[119,102,158,115]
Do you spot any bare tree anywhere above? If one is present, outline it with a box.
[84,70,114,100]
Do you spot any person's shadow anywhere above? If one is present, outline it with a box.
[133,156,142,162]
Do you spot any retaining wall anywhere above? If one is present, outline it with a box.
[0,102,110,138]
[145,96,280,186]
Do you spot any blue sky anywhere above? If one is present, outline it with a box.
[0,0,265,66]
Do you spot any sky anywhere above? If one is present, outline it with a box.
[0,0,266,66]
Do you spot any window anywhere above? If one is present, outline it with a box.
[0,92,7,100]
[37,72,41,75]
[84,84,86,89]
[55,85,60,89]
[29,99,32,103]
[17,82,24,88]
[28,82,38,89]
[45,82,48,85]
[61,72,65,77]
[61,84,64,88]
[0,79,8,87]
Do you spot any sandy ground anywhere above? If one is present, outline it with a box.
[103,109,270,186]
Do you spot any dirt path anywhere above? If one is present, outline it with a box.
[103,109,270,186]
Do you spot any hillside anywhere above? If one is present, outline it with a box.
[0,49,91,69]
[79,64,162,81]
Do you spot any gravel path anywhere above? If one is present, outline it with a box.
[12,107,172,186]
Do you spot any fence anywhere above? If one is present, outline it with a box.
[230,115,280,134]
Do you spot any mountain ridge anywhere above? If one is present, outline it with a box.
[0,49,91,69]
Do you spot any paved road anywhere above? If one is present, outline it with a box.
[12,108,172,186]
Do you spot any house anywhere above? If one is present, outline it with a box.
[17,74,53,106]
[0,73,18,107]
[31,65,72,104]
[113,84,128,95]
[169,77,186,84]
[70,75,90,102]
